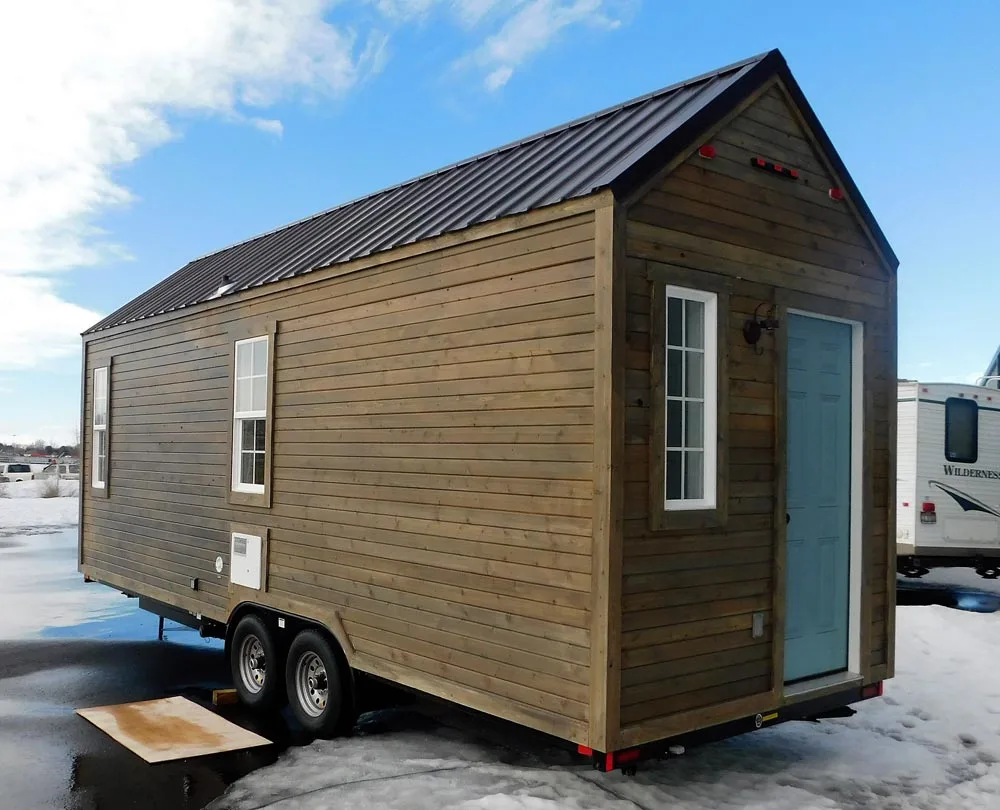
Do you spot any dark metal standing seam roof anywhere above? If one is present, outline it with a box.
[85,49,897,334]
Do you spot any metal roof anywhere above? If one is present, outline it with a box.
[86,49,896,334]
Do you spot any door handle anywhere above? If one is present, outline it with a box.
[786,513,790,525]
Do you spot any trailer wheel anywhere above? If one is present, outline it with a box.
[285,629,350,737]
[230,614,283,709]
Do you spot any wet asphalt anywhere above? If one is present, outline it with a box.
[0,528,293,810]
[2,525,1000,810]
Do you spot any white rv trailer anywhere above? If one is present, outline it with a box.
[897,380,1000,578]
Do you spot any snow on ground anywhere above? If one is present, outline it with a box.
[212,606,1000,810]
[0,479,79,533]
[0,481,127,638]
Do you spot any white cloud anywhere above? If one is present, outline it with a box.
[1,277,99,370]
[0,0,387,371]
[462,0,624,90]
[370,1,625,88]
[484,65,515,91]
[250,118,286,137]
[0,0,628,382]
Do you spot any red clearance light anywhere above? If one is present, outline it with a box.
[616,748,641,765]
[698,144,717,159]
[751,157,799,180]
[577,744,593,756]
[922,502,935,513]
[829,187,845,201]
[902,501,910,507]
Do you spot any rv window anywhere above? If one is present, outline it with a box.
[232,336,269,494]
[663,285,718,510]
[945,397,978,464]
[92,366,109,489]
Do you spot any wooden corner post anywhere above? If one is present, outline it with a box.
[590,194,625,751]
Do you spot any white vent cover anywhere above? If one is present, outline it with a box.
[230,532,262,590]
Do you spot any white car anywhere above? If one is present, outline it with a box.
[38,462,80,480]
[0,463,34,482]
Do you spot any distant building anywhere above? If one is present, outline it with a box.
[985,346,1000,388]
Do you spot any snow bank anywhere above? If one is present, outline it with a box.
[0,479,79,532]
[211,606,1000,810]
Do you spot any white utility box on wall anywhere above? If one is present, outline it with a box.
[230,532,263,590]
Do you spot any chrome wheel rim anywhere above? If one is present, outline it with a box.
[295,651,328,717]
[239,634,266,694]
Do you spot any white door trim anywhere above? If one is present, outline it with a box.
[785,308,864,689]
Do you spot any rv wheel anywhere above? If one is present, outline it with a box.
[230,614,284,710]
[286,629,350,737]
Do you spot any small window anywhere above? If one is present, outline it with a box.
[92,366,109,489]
[945,397,978,463]
[663,286,718,510]
[232,336,268,494]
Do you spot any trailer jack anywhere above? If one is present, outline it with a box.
[898,556,929,578]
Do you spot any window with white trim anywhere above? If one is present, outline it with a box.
[233,336,268,493]
[663,286,718,510]
[92,366,109,489]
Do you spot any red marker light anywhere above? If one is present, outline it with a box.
[698,144,716,159]
[829,187,845,201]
[922,502,935,513]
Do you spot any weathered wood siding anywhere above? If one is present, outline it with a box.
[82,209,598,743]
[619,85,894,744]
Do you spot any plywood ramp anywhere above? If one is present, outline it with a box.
[81,209,597,745]
[77,697,270,763]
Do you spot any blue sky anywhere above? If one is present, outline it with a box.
[1,0,998,444]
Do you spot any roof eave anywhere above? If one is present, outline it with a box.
[608,49,899,274]
[772,56,900,272]
[607,49,784,204]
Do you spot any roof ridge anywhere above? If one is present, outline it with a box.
[184,51,774,267]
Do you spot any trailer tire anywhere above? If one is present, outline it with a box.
[285,629,349,737]
[230,614,284,710]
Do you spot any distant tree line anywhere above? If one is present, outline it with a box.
[0,440,79,458]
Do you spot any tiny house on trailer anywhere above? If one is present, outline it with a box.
[79,49,897,767]
[897,381,1000,579]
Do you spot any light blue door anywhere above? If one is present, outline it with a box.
[785,313,852,683]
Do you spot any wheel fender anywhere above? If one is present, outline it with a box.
[226,601,355,665]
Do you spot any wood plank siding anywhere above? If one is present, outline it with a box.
[81,207,599,744]
[617,84,895,747]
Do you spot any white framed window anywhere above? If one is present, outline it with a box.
[663,286,717,510]
[232,336,268,494]
[92,366,109,489]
